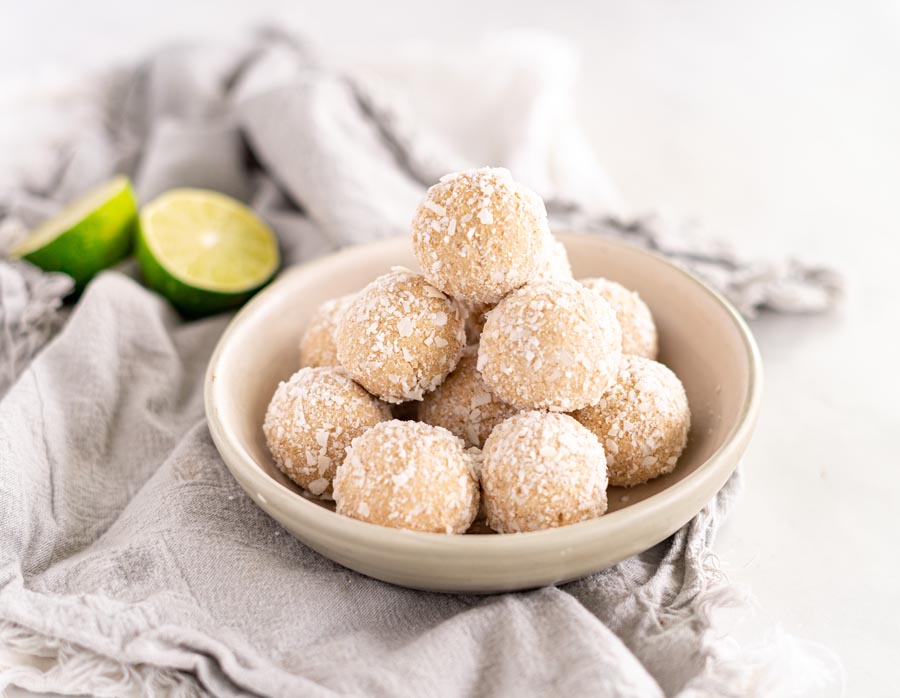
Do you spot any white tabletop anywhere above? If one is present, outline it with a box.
[2,1,898,696]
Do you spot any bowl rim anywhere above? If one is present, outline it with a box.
[205,233,763,554]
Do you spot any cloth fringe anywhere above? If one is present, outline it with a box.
[548,210,843,319]
[0,620,204,698]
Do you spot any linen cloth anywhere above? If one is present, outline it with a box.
[0,29,841,697]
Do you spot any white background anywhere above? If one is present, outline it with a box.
[2,1,899,696]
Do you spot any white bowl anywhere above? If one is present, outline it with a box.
[205,234,762,593]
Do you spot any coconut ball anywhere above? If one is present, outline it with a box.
[333,420,480,534]
[412,167,550,303]
[263,367,391,497]
[299,294,355,368]
[417,347,518,448]
[481,411,608,533]
[581,277,657,359]
[535,234,573,281]
[335,268,466,403]
[571,355,690,487]
[478,278,623,411]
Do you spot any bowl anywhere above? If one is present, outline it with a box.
[205,233,762,593]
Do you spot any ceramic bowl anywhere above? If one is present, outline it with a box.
[205,233,762,593]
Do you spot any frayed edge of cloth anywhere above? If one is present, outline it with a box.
[667,542,845,698]
[630,474,844,698]
[660,562,845,698]
[682,623,846,698]
[548,209,844,319]
[0,620,204,698]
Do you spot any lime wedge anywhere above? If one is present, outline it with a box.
[136,188,279,317]
[10,176,138,288]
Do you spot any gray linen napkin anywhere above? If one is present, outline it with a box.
[0,29,840,697]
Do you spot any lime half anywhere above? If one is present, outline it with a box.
[10,176,138,289]
[137,189,280,317]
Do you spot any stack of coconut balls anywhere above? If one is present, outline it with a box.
[264,167,690,535]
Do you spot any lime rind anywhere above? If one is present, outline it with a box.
[10,176,138,288]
